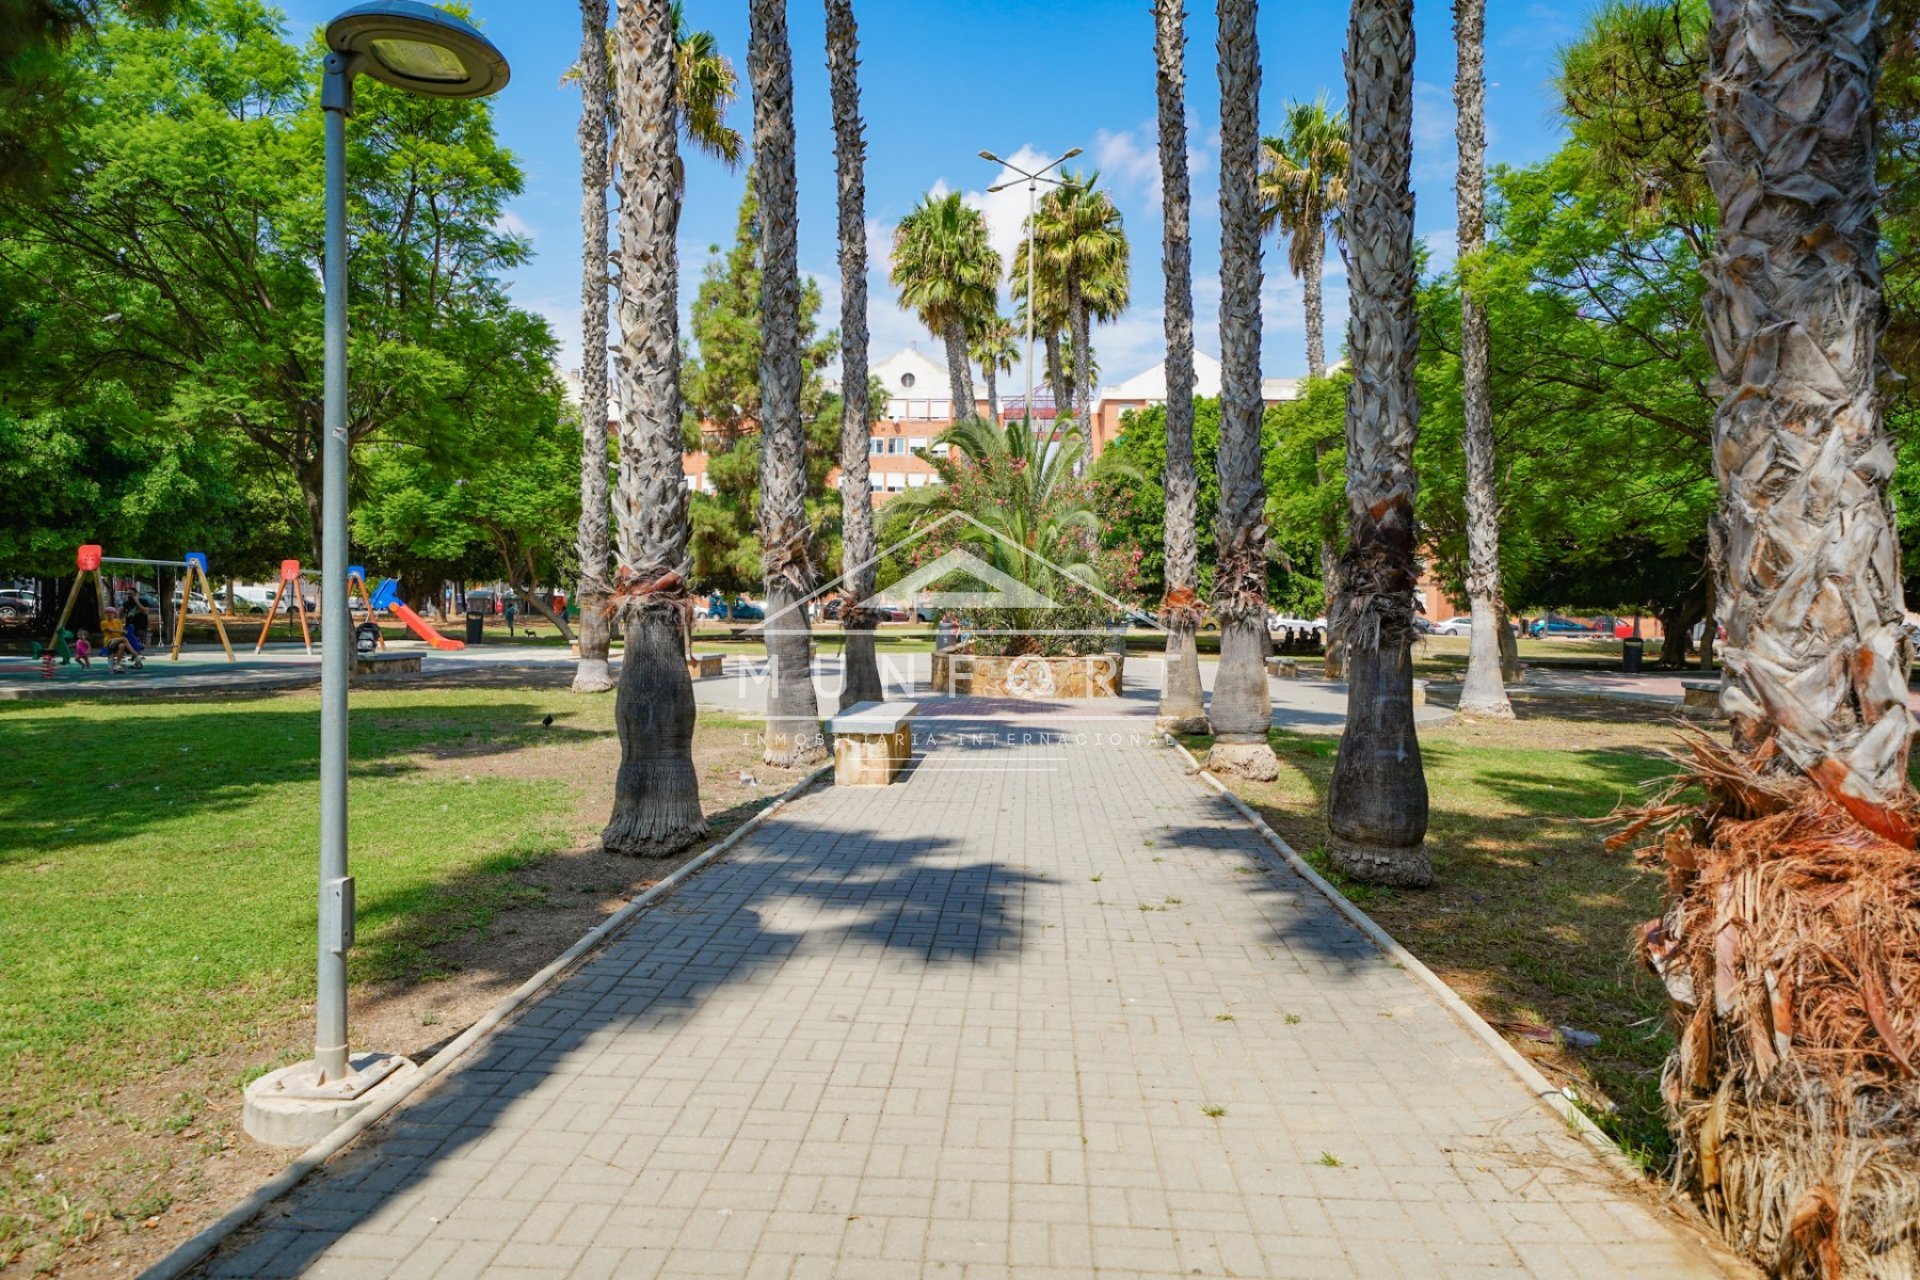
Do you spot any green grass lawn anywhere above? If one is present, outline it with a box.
[1189,701,1687,1168]
[0,684,778,1273]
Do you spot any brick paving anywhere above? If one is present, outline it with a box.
[195,699,1728,1279]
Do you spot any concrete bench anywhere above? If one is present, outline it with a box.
[1682,680,1720,711]
[826,700,917,787]
[1266,658,1301,679]
[351,652,420,682]
[687,652,725,679]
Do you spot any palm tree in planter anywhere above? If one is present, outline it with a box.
[1629,3,1920,1270]
[1153,0,1206,735]
[891,192,999,422]
[1325,0,1429,884]
[1206,0,1277,782]
[602,0,705,857]
[1259,96,1348,678]
[571,0,740,696]
[826,0,882,711]
[750,0,825,767]
[968,311,1019,424]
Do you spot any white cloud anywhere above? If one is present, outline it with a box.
[493,209,538,242]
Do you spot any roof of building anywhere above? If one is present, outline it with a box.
[871,346,951,400]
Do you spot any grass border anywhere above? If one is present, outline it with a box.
[1167,739,1750,1277]
[135,761,833,1280]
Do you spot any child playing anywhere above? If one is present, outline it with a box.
[72,629,93,669]
[101,608,137,672]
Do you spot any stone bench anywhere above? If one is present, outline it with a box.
[351,652,420,682]
[1266,658,1301,679]
[826,700,917,787]
[687,652,725,679]
[1682,680,1720,711]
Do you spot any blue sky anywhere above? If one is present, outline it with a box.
[278,0,1588,389]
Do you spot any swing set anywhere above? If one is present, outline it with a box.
[249,561,384,655]
[42,544,236,662]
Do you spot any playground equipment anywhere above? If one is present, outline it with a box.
[369,577,464,650]
[253,559,314,655]
[43,545,236,663]
[346,566,384,652]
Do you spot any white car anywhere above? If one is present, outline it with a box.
[1268,615,1327,638]
[1433,617,1474,636]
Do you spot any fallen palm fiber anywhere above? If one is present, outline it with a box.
[1612,734,1920,1278]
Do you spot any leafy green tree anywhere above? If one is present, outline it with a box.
[0,0,548,560]
[682,176,839,596]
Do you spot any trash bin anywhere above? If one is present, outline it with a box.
[1621,637,1644,674]
[465,614,485,645]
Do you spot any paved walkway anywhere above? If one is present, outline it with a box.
[196,700,1724,1280]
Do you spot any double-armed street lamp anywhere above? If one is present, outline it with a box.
[245,1,509,1146]
[979,146,1080,430]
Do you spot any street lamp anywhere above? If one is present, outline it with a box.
[244,2,509,1148]
[980,146,1080,433]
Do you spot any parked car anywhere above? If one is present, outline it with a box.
[708,599,764,622]
[1432,617,1473,636]
[1267,614,1327,639]
[1530,615,1601,639]
[0,589,36,623]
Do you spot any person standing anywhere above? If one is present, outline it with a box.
[504,596,518,638]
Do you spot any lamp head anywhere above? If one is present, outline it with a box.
[979,149,1004,164]
[1061,146,1083,162]
[326,1,509,99]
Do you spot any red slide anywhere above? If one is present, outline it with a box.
[390,601,465,650]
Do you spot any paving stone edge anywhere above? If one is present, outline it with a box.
[136,761,833,1280]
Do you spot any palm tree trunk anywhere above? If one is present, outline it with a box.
[827,0,882,712]
[1206,0,1276,782]
[604,0,705,857]
[1652,6,1917,1268]
[981,362,998,425]
[1454,0,1511,721]
[1155,0,1206,735]
[1071,295,1094,443]
[1303,217,1327,379]
[1045,330,1068,423]
[572,0,616,695]
[942,319,977,422]
[1326,0,1430,885]
[751,0,825,768]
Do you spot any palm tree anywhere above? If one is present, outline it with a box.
[1018,174,1130,438]
[571,0,616,696]
[1206,0,1277,782]
[1453,0,1512,721]
[968,311,1018,423]
[1258,96,1347,379]
[570,3,743,166]
[1664,2,1913,1266]
[1260,96,1349,677]
[827,0,882,711]
[891,192,998,421]
[1154,0,1206,735]
[750,0,824,767]
[602,0,706,857]
[1325,0,1430,885]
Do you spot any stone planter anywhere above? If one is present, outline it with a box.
[931,649,1124,698]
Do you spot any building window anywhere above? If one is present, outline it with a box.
[886,474,905,492]
[908,436,928,452]
[869,437,885,456]
[900,371,916,389]
[907,473,928,488]
[931,441,950,457]
[888,437,905,454]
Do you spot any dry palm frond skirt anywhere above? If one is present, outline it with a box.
[1614,736,1920,1279]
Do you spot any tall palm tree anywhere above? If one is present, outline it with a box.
[1453,0,1512,721]
[891,192,998,421]
[1207,0,1277,782]
[1018,174,1130,437]
[1668,3,1913,1267]
[968,311,1018,423]
[1154,0,1206,734]
[1258,96,1347,379]
[1326,0,1430,885]
[1260,96,1349,677]
[571,3,743,166]
[602,0,706,857]
[571,0,616,695]
[750,0,824,767]
[826,0,882,711]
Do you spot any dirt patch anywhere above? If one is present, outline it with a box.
[5,709,807,1279]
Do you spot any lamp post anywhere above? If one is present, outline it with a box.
[244,4,509,1146]
[979,147,1079,432]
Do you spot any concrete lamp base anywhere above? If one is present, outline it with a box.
[243,1052,418,1149]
